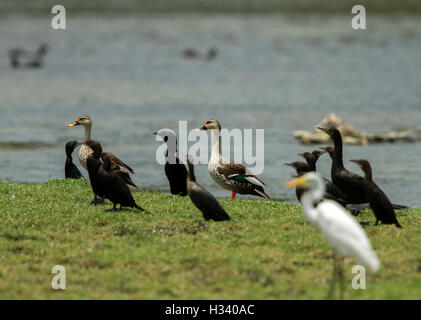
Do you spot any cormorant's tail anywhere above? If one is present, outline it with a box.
[392,203,408,210]
[134,203,152,214]
[117,171,138,188]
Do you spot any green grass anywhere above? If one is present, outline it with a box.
[0,179,420,299]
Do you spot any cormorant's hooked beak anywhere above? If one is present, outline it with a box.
[285,176,308,188]
[284,162,294,168]
[152,132,157,135]
[68,119,80,127]
[297,153,304,158]
[317,126,332,136]
[349,159,361,167]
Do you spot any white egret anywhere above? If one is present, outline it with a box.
[286,172,380,299]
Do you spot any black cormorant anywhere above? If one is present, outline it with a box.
[186,157,231,221]
[284,161,309,201]
[321,145,408,211]
[86,140,148,212]
[65,141,84,179]
[350,159,402,228]
[318,127,367,204]
[153,130,188,196]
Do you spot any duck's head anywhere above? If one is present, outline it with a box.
[65,140,79,155]
[196,119,221,131]
[68,116,91,128]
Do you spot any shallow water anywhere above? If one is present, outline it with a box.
[1,13,421,205]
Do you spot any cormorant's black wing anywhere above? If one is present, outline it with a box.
[367,182,402,227]
[188,184,231,221]
[65,160,84,179]
[165,160,188,196]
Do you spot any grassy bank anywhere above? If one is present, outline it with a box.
[0,179,420,299]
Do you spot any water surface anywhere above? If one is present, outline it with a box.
[1,13,420,205]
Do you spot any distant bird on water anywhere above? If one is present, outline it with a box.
[286,172,380,299]
[186,156,231,221]
[86,140,148,213]
[153,130,188,196]
[182,47,219,60]
[350,159,402,228]
[8,43,49,69]
[65,141,84,179]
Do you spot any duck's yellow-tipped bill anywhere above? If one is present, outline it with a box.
[285,176,307,188]
[67,123,75,127]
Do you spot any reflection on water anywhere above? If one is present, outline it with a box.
[0,13,420,205]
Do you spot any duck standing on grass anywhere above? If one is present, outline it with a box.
[153,130,188,196]
[85,140,149,213]
[196,119,270,200]
[286,172,380,299]
[68,116,137,205]
[186,156,231,221]
[65,141,84,179]
[350,159,402,228]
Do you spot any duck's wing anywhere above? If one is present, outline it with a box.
[217,162,265,187]
[102,151,135,174]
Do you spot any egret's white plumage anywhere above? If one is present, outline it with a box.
[286,172,380,298]
[315,200,380,272]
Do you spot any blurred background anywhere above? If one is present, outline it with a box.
[0,1,420,205]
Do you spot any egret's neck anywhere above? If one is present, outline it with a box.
[83,125,91,142]
[300,179,325,225]
[210,129,221,162]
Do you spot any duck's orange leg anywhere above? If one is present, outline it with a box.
[231,191,236,199]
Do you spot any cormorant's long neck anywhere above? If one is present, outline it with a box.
[364,165,372,181]
[187,163,196,182]
[210,129,222,161]
[332,133,344,169]
[307,157,316,171]
[84,125,91,142]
